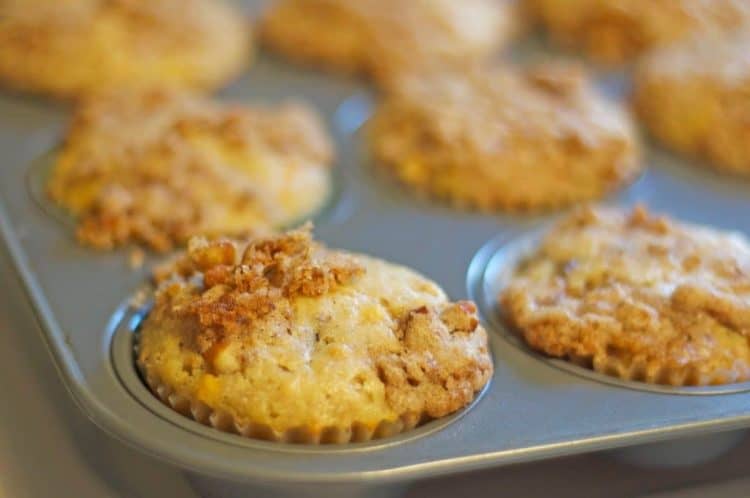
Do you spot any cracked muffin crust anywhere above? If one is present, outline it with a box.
[500,205,750,386]
[0,0,251,98]
[259,0,518,85]
[634,31,750,176]
[528,0,750,63]
[138,225,493,443]
[369,64,641,212]
[48,89,333,252]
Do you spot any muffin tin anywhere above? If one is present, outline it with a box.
[3,10,750,498]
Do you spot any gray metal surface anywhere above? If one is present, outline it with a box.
[2,34,750,489]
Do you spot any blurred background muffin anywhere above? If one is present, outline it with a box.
[634,30,750,175]
[0,0,252,99]
[370,63,641,211]
[48,89,333,251]
[527,0,750,63]
[259,0,520,85]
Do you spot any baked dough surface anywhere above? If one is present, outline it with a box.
[48,90,333,251]
[260,0,517,84]
[139,226,492,442]
[634,31,750,175]
[370,64,640,211]
[529,0,750,62]
[0,0,251,98]
[501,206,750,386]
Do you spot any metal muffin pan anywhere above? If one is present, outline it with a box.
[3,17,750,498]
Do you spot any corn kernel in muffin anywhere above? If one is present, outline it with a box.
[634,31,750,176]
[0,0,251,98]
[528,0,750,63]
[259,0,519,85]
[138,225,493,443]
[48,89,333,251]
[369,64,641,212]
[501,205,750,386]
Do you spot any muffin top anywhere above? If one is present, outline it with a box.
[529,0,750,63]
[138,225,492,443]
[501,205,750,386]
[0,0,251,98]
[260,0,517,84]
[48,89,333,251]
[370,64,640,211]
[633,30,750,175]
[636,30,750,85]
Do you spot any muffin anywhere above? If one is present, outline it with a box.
[501,205,750,386]
[369,64,641,212]
[48,89,333,252]
[634,31,750,175]
[0,0,251,99]
[528,0,750,63]
[259,0,518,85]
[138,225,493,443]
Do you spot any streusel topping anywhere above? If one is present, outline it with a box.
[158,224,365,350]
[529,0,750,63]
[634,31,750,175]
[370,64,640,211]
[48,90,333,251]
[139,226,492,438]
[501,206,750,385]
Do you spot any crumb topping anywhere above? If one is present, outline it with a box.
[139,226,492,434]
[162,224,365,350]
[634,30,750,175]
[501,205,750,385]
[530,0,750,62]
[370,64,640,211]
[380,64,623,147]
[48,89,333,251]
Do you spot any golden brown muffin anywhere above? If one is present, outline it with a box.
[138,225,493,443]
[48,89,333,252]
[501,205,750,386]
[634,31,750,175]
[528,0,750,63]
[0,0,251,98]
[369,64,641,212]
[259,0,519,85]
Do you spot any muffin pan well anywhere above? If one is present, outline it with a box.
[3,14,750,498]
[110,293,492,452]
